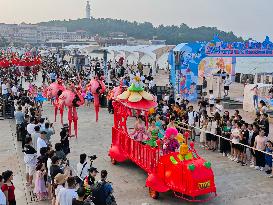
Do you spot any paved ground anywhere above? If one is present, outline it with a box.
[2,103,273,205]
[1,72,272,205]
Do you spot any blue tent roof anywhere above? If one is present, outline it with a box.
[173,43,187,52]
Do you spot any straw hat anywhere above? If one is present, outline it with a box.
[54,173,67,185]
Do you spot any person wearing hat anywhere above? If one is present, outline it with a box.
[60,124,70,155]
[54,173,67,199]
[83,167,98,196]
[57,177,77,205]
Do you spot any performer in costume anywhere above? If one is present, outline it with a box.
[163,128,180,154]
[130,117,149,142]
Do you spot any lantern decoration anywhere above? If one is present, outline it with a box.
[188,164,195,171]
[204,161,211,169]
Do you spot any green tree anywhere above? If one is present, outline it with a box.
[38,18,243,44]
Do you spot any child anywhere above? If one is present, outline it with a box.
[208,90,215,114]
[85,91,93,107]
[265,141,273,177]
[231,121,241,162]
[221,120,232,157]
[239,123,249,166]
[34,163,48,201]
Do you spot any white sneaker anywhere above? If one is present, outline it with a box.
[222,153,226,157]
[260,167,264,171]
[255,166,260,170]
[250,164,255,168]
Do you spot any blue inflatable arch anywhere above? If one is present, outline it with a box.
[168,35,273,101]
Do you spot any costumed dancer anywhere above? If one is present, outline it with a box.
[47,79,66,124]
[87,73,106,122]
[162,128,180,154]
[58,83,84,137]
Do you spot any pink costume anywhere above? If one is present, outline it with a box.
[87,77,106,122]
[58,86,84,137]
[46,80,66,124]
[33,170,48,199]
[28,83,35,97]
[130,122,149,142]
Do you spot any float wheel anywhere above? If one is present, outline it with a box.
[111,158,117,165]
[149,187,159,199]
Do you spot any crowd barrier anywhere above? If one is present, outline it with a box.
[176,123,273,157]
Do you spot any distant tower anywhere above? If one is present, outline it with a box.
[86,1,91,19]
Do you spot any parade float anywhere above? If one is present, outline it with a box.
[108,76,217,202]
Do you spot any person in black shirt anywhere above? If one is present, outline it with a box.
[260,113,269,137]
[254,113,261,125]
[239,123,249,166]
[20,115,29,149]
[72,187,91,205]
[60,124,70,155]
[84,167,98,196]
[50,156,63,182]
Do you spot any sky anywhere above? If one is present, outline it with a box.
[1,0,273,41]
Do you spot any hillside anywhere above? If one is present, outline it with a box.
[38,18,243,44]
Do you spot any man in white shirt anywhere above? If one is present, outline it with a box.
[37,131,47,157]
[1,82,8,95]
[57,177,78,205]
[162,103,169,114]
[31,126,41,151]
[223,75,232,97]
[215,99,224,116]
[76,154,89,181]
[27,117,36,135]
[11,85,18,96]
[187,106,197,127]
[208,90,215,113]
[1,80,8,101]
[148,79,154,90]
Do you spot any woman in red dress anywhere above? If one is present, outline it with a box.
[1,170,16,205]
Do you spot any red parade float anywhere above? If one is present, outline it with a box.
[108,77,217,202]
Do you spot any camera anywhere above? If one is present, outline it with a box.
[88,155,97,166]
[88,155,97,161]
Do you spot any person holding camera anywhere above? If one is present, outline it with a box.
[76,154,89,185]
[60,124,70,155]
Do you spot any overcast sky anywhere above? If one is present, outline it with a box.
[1,0,272,41]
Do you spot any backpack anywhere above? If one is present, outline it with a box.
[92,181,116,205]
